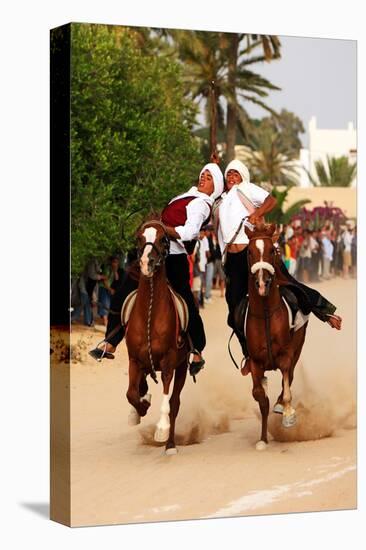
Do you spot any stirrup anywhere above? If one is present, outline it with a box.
[188,348,205,381]
[89,343,115,362]
[189,358,205,377]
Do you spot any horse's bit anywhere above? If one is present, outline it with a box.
[137,221,170,271]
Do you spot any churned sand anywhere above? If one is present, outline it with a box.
[52,277,356,527]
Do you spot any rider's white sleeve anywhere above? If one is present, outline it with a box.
[175,198,210,242]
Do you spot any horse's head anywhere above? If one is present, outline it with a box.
[136,220,170,278]
[245,222,277,297]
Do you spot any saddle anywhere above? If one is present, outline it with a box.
[233,285,309,339]
[121,286,189,345]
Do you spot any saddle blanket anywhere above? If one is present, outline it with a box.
[244,296,309,337]
[121,287,189,333]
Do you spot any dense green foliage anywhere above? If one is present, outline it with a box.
[70,24,203,275]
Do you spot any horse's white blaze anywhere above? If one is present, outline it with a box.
[140,227,157,275]
[253,241,265,294]
[258,269,266,295]
[255,239,264,260]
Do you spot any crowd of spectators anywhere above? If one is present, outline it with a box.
[188,225,225,309]
[71,255,125,327]
[71,218,357,327]
[278,219,357,284]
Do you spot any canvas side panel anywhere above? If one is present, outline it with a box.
[50,23,71,527]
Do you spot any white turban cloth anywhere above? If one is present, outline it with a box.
[224,159,250,185]
[199,163,224,200]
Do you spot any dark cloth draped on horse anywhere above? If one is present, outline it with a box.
[224,248,337,339]
[105,255,206,352]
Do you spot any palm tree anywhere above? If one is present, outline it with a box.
[168,31,281,157]
[309,155,357,187]
[224,33,281,161]
[266,187,311,224]
[247,120,299,186]
[167,30,227,155]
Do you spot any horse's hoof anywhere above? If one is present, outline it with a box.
[282,411,297,428]
[128,409,141,426]
[273,403,284,414]
[255,440,268,451]
[154,426,170,443]
[165,447,178,456]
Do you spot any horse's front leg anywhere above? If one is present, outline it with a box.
[139,373,152,409]
[273,367,294,415]
[126,359,151,426]
[165,359,188,455]
[154,367,174,443]
[250,359,269,450]
[277,353,297,428]
[274,328,306,417]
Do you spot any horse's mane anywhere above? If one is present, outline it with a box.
[247,221,277,239]
[136,210,162,235]
[144,210,162,222]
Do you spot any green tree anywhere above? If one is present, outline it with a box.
[70,24,203,275]
[169,31,281,158]
[309,155,357,187]
[168,30,227,155]
[265,187,310,224]
[224,33,281,161]
[247,117,300,186]
[272,109,305,159]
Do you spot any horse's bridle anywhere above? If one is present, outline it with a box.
[247,235,276,284]
[247,235,279,370]
[137,220,170,272]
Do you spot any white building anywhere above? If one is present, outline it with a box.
[294,116,357,187]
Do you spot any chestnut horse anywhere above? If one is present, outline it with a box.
[242,223,308,450]
[125,220,189,455]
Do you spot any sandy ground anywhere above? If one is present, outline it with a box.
[54,277,356,527]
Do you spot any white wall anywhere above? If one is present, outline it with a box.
[308,116,357,185]
[234,116,357,189]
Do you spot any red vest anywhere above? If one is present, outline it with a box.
[161,196,211,254]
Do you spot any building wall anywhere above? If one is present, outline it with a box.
[308,116,357,185]
[285,186,357,220]
[234,116,357,190]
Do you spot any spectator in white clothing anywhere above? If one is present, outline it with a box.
[342,225,353,279]
[321,232,333,280]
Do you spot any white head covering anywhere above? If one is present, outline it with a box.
[224,159,250,184]
[199,163,224,200]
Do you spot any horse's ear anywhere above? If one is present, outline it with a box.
[245,224,256,240]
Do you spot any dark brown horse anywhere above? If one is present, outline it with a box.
[242,222,308,450]
[125,220,189,455]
